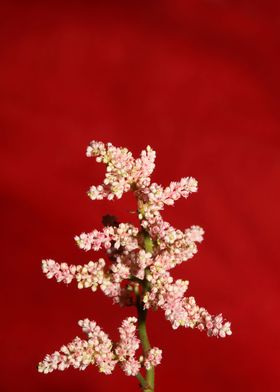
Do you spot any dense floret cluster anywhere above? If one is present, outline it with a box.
[38,141,231,384]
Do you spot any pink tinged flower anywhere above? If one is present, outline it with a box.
[86,142,134,201]
[86,141,157,201]
[78,317,143,376]
[199,311,232,338]
[111,223,139,251]
[41,259,106,292]
[115,317,140,360]
[143,265,175,309]
[38,318,119,375]
[78,319,99,337]
[153,252,177,271]
[75,259,106,291]
[144,347,162,370]
[111,258,130,283]
[75,229,111,252]
[138,177,198,221]
[144,270,231,338]
[185,225,205,243]
[144,220,203,269]
[88,184,111,201]
[40,140,232,382]
[164,294,197,330]
[162,177,198,205]
[100,277,121,301]
[75,224,138,252]
[38,316,147,376]
[42,259,76,284]
[38,336,113,374]
[86,141,106,158]
[121,358,141,376]
[164,296,232,338]
[77,319,117,374]
[74,232,94,251]
[132,145,156,188]
[162,226,183,245]
[130,249,153,280]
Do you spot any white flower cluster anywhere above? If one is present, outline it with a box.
[39,141,232,384]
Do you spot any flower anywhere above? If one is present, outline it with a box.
[144,348,162,370]
[38,333,116,375]
[115,317,140,360]
[38,317,144,377]
[42,258,106,292]
[75,223,139,252]
[86,142,156,200]
[39,141,232,385]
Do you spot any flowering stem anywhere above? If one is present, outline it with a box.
[137,230,155,391]
[143,233,154,254]
[137,304,154,392]
[136,372,148,389]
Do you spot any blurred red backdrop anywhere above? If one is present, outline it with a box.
[1,1,279,391]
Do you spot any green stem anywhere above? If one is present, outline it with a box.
[137,303,154,392]
[144,233,154,254]
[134,228,155,390]
[136,372,147,389]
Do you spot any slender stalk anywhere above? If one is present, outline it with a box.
[137,304,154,392]
[136,372,148,390]
[144,233,154,254]
[134,219,156,390]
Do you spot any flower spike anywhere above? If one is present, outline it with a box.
[38,141,231,391]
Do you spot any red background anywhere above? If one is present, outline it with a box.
[1,1,279,391]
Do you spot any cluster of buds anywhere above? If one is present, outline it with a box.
[38,141,231,384]
[38,317,161,376]
[86,141,156,200]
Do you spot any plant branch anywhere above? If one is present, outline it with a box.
[136,372,148,389]
[137,303,154,391]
